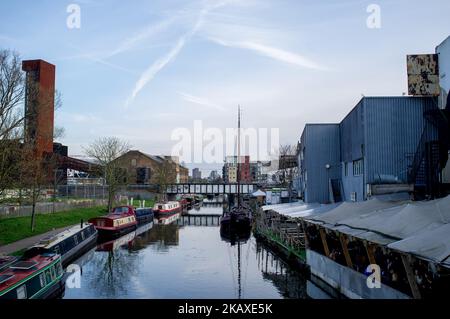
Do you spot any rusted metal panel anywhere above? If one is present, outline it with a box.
[407,54,440,96]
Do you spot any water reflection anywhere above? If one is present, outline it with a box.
[65,207,318,299]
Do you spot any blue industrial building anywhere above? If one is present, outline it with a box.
[297,96,439,203]
[298,124,341,204]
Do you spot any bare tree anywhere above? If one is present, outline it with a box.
[18,145,60,231]
[154,158,177,202]
[0,50,25,196]
[84,137,131,212]
[279,144,299,200]
[0,50,25,140]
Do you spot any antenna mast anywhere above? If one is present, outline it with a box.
[237,105,241,208]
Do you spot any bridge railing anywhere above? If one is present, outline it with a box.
[165,183,258,194]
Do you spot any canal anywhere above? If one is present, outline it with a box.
[64,205,327,299]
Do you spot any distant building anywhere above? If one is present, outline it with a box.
[223,156,251,183]
[114,150,188,184]
[192,168,202,181]
[250,161,262,183]
[208,170,219,182]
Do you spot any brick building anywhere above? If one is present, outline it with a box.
[114,150,188,184]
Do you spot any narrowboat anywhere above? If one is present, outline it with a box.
[194,195,204,206]
[0,253,65,299]
[134,207,155,224]
[153,201,182,216]
[155,212,181,225]
[183,195,195,208]
[23,222,98,267]
[220,205,253,235]
[97,222,154,252]
[89,207,137,239]
[178,198,188,213]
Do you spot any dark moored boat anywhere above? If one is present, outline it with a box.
[89,207,137,239]
[23,222,97,267]
[220,205,253,236]
[0,254,65,299]
[134,207,155,224]
[220,106,253,236]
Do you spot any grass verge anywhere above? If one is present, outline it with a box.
[0,206,107,246]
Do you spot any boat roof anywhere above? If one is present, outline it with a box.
[32,223,94,248]
[0,256,17,272]
[0,254,60,293]
[155,201,179,206]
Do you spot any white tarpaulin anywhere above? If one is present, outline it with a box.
[263,196,450,266]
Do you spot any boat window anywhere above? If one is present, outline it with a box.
[81,231,85,241]
[16,285,27,299]
[113,207,129,214]
[50,266,56,281]
[39,273,46,288]
[56,262,63,276]
[54,245,60,255]
[158,205,163,209]
[46,269,52,283]
[74,235,79,245]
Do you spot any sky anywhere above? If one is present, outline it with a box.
[1,0,449,175]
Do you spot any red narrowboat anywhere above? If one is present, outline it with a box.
[89,206,137,238]
[153,201,182,216]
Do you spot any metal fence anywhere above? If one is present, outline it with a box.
[0,199,108,219]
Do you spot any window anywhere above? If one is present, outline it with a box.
[131,159,137,167]
[39,273,46,288]
[74,235,79,246]
[344,162,348,177]
[50,266,56,281]
[353,159,364,176]
[56,262,63,277]
[16,285,27,299]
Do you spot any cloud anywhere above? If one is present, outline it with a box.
[209,38,327,70]
[61,44,136,75]
[178,92,226,111]
[125,4,214,107]
[107,17,177,58]
[125,34,191,107]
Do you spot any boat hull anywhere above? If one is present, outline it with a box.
[96,224,137,240]
[155,207,182,216]
[61,230,98,267]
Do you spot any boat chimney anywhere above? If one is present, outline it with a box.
[80,219,83,228]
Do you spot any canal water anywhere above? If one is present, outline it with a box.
[64,205,326,299]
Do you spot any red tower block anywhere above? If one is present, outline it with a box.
[22,60,55,157]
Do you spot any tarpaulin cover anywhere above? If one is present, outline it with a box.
[263,196,450,266]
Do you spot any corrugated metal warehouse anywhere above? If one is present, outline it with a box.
[298,124,341,204]
[297,96,439,204]
[341,96,438,202]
